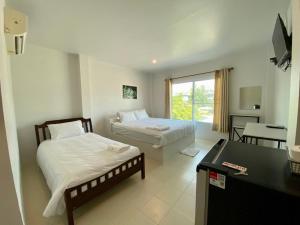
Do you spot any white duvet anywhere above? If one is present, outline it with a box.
[37,133,140,217]
[112,118,195,148]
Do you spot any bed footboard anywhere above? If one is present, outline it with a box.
[64,153,145,225]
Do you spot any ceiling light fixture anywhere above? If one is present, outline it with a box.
[152,59,157,64]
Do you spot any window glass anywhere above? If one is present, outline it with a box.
[172,82,193,120]
[194,79,215,123]
[171,77,214,123]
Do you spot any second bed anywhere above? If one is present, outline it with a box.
[109,115,195,162]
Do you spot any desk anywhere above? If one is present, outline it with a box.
[229,114,260,141]
[243,123,287,148]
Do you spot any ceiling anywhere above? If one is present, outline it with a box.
[8,0,290,72]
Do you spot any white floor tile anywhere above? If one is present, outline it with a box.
[127,213,157,225]
[141,197,171,224]
[184,182,197,198]
[159,209,194,225]
[112,207,156,225]
[173,193,196,222]
[155,186,183,205]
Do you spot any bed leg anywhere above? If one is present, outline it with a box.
[141,153,145,179]
[66,208,74,225]
[64,191,75,225]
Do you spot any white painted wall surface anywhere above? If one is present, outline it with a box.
[287,0,300,146]
[80,56,152,136]
[0,90,23,225]
[0,0,24,223]
[152,44,268,117]
[152,43,277,141]
[10,44,82,164]
[79,54,92,118]
[272,67,291,127]
[266,4,292,127]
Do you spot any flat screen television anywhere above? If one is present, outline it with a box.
[272,14,292,68]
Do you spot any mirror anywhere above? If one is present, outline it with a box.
[240,86,262,110]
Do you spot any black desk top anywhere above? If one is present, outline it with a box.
[197,140,300,198]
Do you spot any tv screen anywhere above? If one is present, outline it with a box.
[272,14,291,67]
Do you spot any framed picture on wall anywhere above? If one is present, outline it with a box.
[122,85,137,99]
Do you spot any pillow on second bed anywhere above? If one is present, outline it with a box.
[134,109,149,120]
[48,120,85,140]
[118,111,137,122]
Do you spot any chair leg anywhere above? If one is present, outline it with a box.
[244,137,246,143]
[233,128,243,142]
[237,131,243,142]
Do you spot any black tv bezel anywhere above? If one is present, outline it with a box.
[272,14,292,68]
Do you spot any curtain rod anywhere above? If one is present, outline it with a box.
[168,67,234,81]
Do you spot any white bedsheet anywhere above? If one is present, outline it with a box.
[111,118,195,148]
[37,133,140,217]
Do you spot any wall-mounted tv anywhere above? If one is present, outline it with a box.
[272,14,292,69]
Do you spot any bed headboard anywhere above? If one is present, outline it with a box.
[34,117,93,146]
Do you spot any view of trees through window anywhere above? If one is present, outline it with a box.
[172,79,215,122]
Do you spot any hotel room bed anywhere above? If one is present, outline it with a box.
[35,118,145,225]
[111,118,195,148]
[109,111,195,162]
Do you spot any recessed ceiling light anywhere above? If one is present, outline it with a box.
[152,59,157,64]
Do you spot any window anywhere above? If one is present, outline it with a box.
[171,76,215,123]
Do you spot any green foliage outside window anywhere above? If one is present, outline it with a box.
[172,93,193,120]
[172,85,214,122]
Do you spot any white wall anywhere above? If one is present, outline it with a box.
[287,0,300,146]
[271,67,291,127]
[152,43,281,141]
[10,45,153,162]
[79,54,92,118]
[0,90,23,225]
[0,1,24,224]
[10,44,82,164]
[80,56,152,136]
[267,2,292,127]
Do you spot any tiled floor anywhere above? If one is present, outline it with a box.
[22,139,215,225]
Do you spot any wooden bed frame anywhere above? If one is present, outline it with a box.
[35,117,145,225]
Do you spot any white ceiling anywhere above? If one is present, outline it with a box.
[8,0,290,72]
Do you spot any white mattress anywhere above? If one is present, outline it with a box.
[37,133,140,217]
[111,118,195,148]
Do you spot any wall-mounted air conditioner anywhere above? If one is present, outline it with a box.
[4,7,28,55]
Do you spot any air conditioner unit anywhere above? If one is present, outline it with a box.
[4,7,28,55]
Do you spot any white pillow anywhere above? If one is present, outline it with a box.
[118,111,137,122]
[134,109,149,120]
[48,120,85,140]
